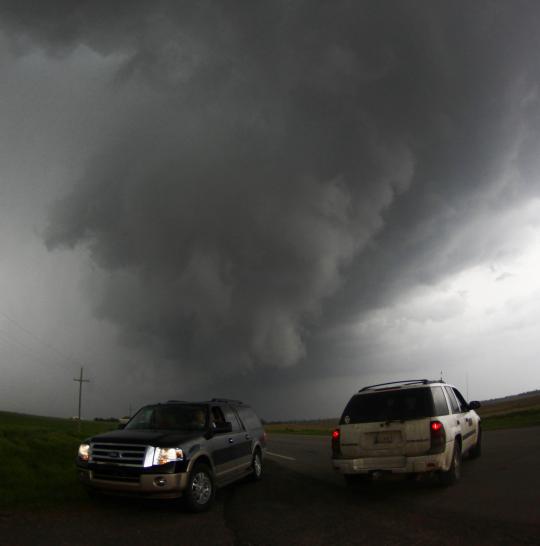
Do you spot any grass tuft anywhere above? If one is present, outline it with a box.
[0,411,114,509]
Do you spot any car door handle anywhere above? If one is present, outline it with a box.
[228,438,234,443]
[245,434,251,440]
[456,420,460,425]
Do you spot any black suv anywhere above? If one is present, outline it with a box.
[76,399,266,511]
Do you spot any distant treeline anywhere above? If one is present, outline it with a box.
[93,417,120,422]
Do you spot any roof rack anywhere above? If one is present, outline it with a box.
[359,379,438,392]
[211,398,244,405]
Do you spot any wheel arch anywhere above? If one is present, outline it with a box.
[187,452,214,475]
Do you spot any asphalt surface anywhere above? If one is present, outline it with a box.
[266,426,540,527]
[1,428,539,545]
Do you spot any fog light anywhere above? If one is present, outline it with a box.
[154,477,167,487]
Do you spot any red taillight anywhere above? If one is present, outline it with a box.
[331,428,341,457]
[429,420,445,454]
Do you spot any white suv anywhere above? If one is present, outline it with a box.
[332,379,481,485]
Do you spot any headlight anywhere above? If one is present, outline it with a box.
[153,447,184,465]
[78,443,90,461]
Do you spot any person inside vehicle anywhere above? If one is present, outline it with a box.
[210,407,225,429]
[191,408,207,429]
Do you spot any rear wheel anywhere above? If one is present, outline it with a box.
[439,442,461,486]
[468,427,482,459]
[184,463,215,512]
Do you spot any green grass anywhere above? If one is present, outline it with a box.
[481,408,540,431]
[0,411,114,509]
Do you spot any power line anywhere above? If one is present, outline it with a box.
[0,308,77,366]
[0,326,60,363]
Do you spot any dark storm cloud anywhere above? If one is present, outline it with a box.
[3,1,540,381]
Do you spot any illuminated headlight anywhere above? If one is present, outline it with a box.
[153,447,184,466]
[78,443,90,462]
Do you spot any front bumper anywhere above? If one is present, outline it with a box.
[78,468,189,498]
[332,452,447,475]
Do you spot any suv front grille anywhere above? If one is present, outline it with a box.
[91,443,147,467]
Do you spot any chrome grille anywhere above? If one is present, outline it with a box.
[91,443,148,466]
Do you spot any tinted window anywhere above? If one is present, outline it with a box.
[444,387,461,413]
[452,388,468,410]
[210,406,226,427]
[431,387,450,416]
[126,404,208,431]
[340,388,434,424]
[237,406,263,431]
[222,405,242,432]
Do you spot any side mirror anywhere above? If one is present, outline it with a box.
[213,421,233,434]
[468,401,481,410]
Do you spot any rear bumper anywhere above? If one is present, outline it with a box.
[78,468,189,498]
[332,452,447,475]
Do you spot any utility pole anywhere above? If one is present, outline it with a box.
[73,367,90,433]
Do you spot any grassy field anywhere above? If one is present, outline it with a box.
[0,411,114,509]
[477,392,540,417]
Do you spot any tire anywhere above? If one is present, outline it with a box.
[468,427,482,459]
[184,463,215,512]
[251,449,263,481]
[439,442,462,486]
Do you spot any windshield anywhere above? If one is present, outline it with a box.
[340,388,433,424]
[125,404,208,431]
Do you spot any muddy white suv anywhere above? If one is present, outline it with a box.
[332,379,481,485]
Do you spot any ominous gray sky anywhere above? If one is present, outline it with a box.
[1,1,540,420]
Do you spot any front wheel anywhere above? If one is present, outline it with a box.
[439,442,461,486]
[251,450,263,481]
[184,464,215,512]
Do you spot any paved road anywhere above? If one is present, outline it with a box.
[267,427,540,527]
[1,428,539,545]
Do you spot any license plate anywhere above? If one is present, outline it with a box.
[375,432,394,444]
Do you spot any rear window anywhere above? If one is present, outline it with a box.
[445,386,461,413]
[236,406,263,431]
[431,386,450,416]
[340,388,434,424]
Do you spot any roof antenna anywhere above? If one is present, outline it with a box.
[440,370,444,382]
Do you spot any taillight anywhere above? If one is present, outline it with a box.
[331,428,341,457]
[429,420,445,454]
